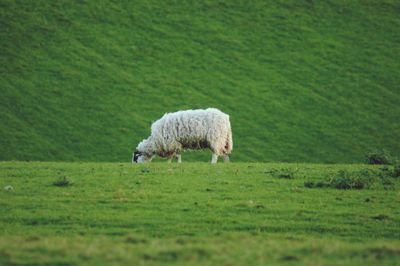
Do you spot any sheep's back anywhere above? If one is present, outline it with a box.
[151,108,229,149]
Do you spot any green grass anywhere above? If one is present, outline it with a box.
[2,3,399,265]
[1,0,400,163]
[1,162,399,265]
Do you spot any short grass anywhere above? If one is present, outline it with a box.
[1,162,399,265]
[1,0,400,163]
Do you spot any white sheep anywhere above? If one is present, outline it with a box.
[132,108,233,163]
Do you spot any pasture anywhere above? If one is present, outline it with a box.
[1,0,400,162]
[1,1,400,265]
[1,162,399,265]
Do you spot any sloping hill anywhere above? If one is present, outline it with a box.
[1,0,399,162]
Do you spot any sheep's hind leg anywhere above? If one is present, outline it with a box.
[166,154,174,163]
[211,154,218,164]
[176,154,182,163]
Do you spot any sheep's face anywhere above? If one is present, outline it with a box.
[132,151,153,163]
[132,151,141,163]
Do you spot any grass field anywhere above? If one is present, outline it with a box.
[1,1,399,265]
[1,162,399,265]
[1,0,400,163]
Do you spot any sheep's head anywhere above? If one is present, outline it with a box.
[132,151,153,163]
[132,151,141,163]
[133,138,155,163]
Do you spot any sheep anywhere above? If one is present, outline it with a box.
[132,108,233,163]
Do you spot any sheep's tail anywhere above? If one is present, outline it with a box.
[224,124,233,154]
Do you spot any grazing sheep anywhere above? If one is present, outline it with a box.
[132,108,233,163]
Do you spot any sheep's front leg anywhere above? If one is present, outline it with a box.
[223,155,230,163]
[176,154,182,163]
[211,154,218,164]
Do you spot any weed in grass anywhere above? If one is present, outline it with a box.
[304,181,314,188]
[366,150,393,165]
[304,169,394,190]
[380,177,395,190]
[266,168,296,179]
[328,170,374,189]
[276,169,296,179]
[378,166,392,176]
[392,165,400,178]
[52,176,72,187]
[376,166,397,189]
[372,214,390,220]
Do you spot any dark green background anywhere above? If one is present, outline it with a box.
[1,0,399,162]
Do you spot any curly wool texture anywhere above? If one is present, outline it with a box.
[137,108,233,157]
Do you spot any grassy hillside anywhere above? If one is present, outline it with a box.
[1,162,399,265]
[1,0,399,162]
